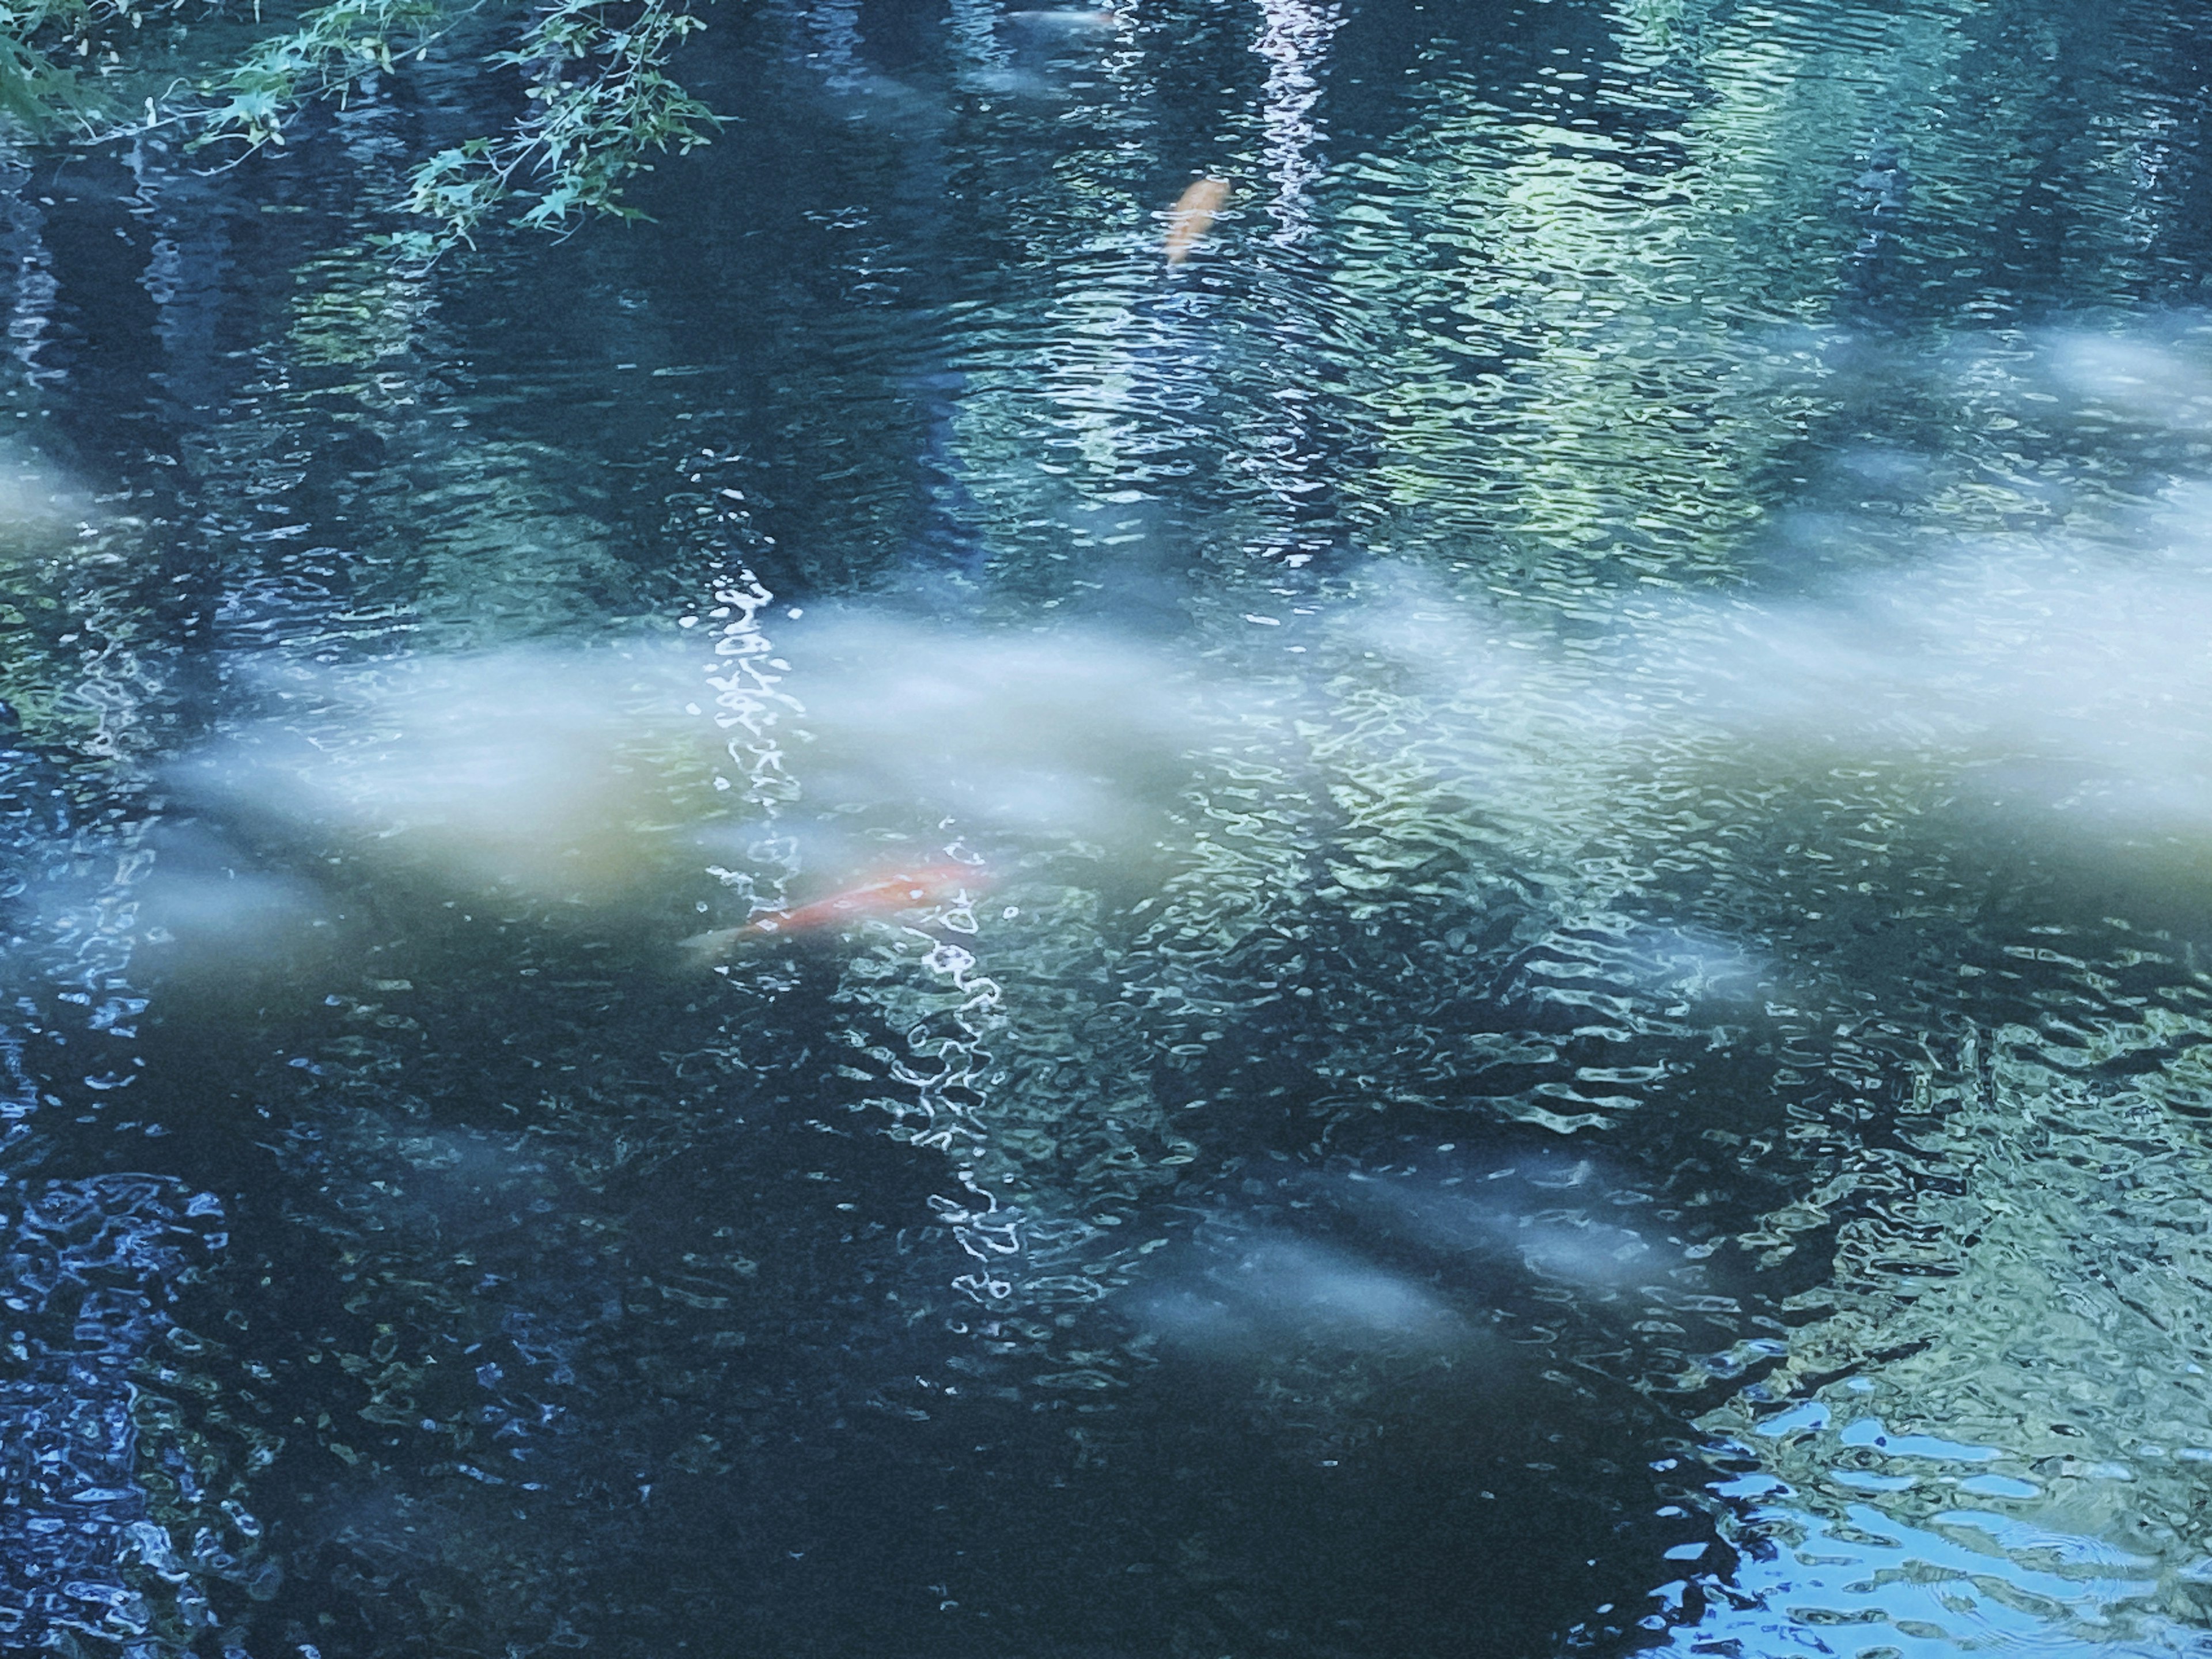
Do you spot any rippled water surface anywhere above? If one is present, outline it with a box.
[3,0,2212,1653]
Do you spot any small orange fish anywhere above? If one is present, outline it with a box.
[685,862,986,958]
[1164,177,1230,266]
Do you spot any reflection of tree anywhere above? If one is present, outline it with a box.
[1323,0,2212,597]
[1323,37,1859,587]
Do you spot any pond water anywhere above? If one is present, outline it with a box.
[3,0,2212,1653]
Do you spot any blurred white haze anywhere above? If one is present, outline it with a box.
[163,612,1232,915]
[1676,502,2212,859]
[1131,1150,1683,1373]
[163,495,2212,945]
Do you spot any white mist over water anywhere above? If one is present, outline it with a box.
[1667,503,2212,868]
[1136,1230,1482,1361]
[162,615,1237,918]
[161,442,2212,952]
[2,0,2206,1626]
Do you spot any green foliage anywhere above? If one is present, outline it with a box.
[196,0,450,154]
[0,0,181,130]
[397,0,718,250]
[0,0,722,251]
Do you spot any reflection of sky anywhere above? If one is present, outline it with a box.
[1672,1477,2193,1659]
[800,0,867,91]
[1251,0,1342,243]
[1673,1006,2212,1658]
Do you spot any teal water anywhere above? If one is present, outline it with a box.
[2,0,2212,1654]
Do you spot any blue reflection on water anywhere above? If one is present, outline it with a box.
[0,1172,233,1647]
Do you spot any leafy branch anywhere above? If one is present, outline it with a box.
[397,0,718,251]
[0,0,724,249]
[0,0,199,129]
[195,0,455,154]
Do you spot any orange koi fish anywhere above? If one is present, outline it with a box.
[1164,177,1230,266]
[685,863,986,959]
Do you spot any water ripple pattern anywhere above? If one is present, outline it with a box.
[0,0,2204,1652]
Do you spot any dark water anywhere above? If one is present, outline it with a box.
[3,0,2212,1653]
